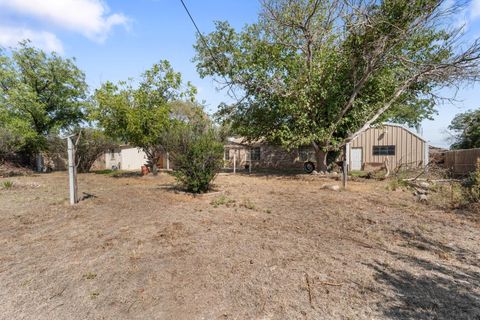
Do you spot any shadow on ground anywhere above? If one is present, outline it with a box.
[370,230,480,319]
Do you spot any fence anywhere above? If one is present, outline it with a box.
[444,148,480,175]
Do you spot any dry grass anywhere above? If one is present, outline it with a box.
[0,172,479,319]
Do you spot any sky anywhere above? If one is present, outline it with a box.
[0,0,479,148]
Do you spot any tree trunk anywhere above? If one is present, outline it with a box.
[312,142,328,172]
[152,162,158,175]
[144,147,159,176]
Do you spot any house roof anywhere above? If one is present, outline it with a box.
[226,123,428,147]
[225,137,264,147]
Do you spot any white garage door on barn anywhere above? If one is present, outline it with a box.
[351,148,363,171]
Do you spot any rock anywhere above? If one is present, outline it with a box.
[416,188,428,195]
[416,194,428,203]
[418,181,431,189]
[321,184,340,191]
[312,170,319,175]
[331,172,338,176]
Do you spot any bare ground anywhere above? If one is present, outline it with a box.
[0,172,479,320]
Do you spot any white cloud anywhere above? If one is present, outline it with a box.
[0,26,63,53]
[0,0,128,42]
[472,0,480,20]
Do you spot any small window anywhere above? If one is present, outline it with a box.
[224,148,230,160]
[250,147,261,161]
[110,149,116,160]
[373,145,395,156]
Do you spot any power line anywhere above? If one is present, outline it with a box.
[178,0,239,101]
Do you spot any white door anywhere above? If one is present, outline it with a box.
[351,148,363,171]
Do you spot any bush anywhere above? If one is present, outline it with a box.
[75,129,116,173]
[45,129,116,173]
[462,159,480,203]
[171,130,224,193]
[0,127,26,162]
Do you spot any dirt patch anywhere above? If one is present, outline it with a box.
[0,172,479,319]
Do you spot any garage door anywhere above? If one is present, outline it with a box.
[351,148,363,171]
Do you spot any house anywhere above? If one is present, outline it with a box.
[223,137,309,170]
[103,146,171,171]
[224,124,428,172]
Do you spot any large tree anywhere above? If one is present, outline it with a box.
[194,0,480,170]
[449,108,480,149]
[0,41,88,168]
[93,61,197,174]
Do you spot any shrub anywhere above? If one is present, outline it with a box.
[171,130,224,193]
[462,159,480,203]
[46,129,116,173]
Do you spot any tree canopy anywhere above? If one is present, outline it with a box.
[194,0,480,169]
[93,60,197,173]
[449,108,480,150]
[0,41,88,158]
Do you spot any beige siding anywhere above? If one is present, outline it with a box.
[350,125,426,171]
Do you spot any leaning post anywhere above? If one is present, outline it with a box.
[67,135,78,205]
[342,143,349,189]
[233,152,236,174]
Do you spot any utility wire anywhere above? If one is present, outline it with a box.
[178,0,239,101]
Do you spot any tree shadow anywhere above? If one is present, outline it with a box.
[369,230,480,319]
[81,192,97,201]
[371,261,480,319]
[220,168,342,181]
[394,229,480,269]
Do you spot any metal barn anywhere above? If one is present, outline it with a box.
[348,124,428,171]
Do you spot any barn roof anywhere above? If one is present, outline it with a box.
[354,123,427,143]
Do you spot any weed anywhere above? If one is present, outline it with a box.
[1,180,14,189]
[462,159,480,203]
[82,272,97,280]
[386,177,409,191]
[416,224,432,233]
[240,198,256,210]
[210,195,236,208]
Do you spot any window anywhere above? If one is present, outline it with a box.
[373,145,395,156]
[250,147,261,161]
[224,148,230,160]
[110,149,116,160]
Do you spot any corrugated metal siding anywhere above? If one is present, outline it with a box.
[350,125,425,170]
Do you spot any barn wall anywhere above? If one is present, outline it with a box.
[350,125,426,171]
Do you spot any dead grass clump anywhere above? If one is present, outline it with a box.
[239,198,256,210]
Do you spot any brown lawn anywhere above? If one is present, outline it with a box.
[0,172,479,319]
